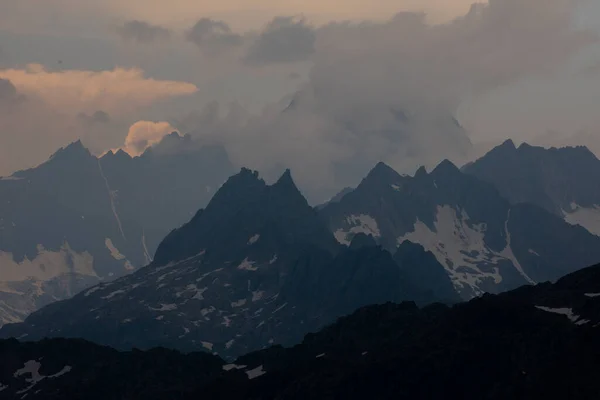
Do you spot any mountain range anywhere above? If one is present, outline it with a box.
[1,261,599,399]
[463,139,600,236]
[0,168,452,359]
[0,133,233,325]
[3,143,600,358]
[321,157,600,298]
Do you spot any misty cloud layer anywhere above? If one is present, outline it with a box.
[1,0,600,203]
[166,0,598,201]
[185,19,244,54]
[244,17,316,65]
[117,20,172,44]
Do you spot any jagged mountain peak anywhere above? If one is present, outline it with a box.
[430,159,461,177]
[368,162,400,179]
[273,168,294,188]
[356,162,405,191]
[141,132,194,157]
[414,165,428,179]
[100,148,132,162]
[271,169,307,204]
[211,168,264,197]
[49,139,93,161]
[500,138,517,150]
[464,140,600,217]
[153,166,338,265]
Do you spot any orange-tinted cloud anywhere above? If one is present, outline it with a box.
[118,120,178,156]
[0,64,198,117]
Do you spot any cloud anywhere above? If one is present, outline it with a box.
[2,0,599,203]
[0,0,478,35]
[185,18,244,54]
[0,64,198,117]
[0,80,78,176]
[116,20,171,44]
[118,120,178,156]
[178,0,598,202]
[0,68,192,176]
[77,110,111,125]
[244,16,316,65]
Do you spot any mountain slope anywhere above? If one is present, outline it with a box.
[0,135,233,325]
[1,262,600,399]
[320,160,600,298]
[463,140,600,235]
[0,169,446,359]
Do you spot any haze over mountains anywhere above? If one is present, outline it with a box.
[0,133,233,325]
[0,167,451,358]
[321,154,600,298]
[2,138,600,362]
[3,1,600,398]
[463,139,600,236]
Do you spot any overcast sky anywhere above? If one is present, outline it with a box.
[1,0,600,200]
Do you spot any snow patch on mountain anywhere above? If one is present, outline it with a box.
[334,215,381,245]
[231,299,247,308]
[252,290,265,302]
[563,204,600,236]
[149,303,177,311]
[238,258,258,271]
[246,365,266,379]
[397,206,531,295]
[13,360,72,394]
[105,239,125,260]
[103,239,136,271]
[535,306,589,325]
[0,243,96,283]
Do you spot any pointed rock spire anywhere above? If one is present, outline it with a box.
[414,166,428,179]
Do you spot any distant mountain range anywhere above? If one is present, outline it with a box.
[0,168,452,359]
[463,139,600,236]
[1,261,599,399]
[321,157,600,298]
[0,133,233,325]
[3,146,600,358]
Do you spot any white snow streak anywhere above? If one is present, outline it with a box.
[535,306,589,325]
[97,159,126,240]
[142,232,153,264]
[499,210,535,284]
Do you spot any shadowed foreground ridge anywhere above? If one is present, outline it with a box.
[1,263,599,399]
